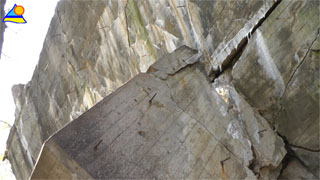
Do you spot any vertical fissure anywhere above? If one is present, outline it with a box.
[210,0,283,80]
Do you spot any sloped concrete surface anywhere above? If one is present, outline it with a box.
[31,46,286,179]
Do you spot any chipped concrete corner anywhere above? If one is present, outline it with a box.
[6,0,320,179]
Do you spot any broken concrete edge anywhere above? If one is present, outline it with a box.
[147,45,203,80]
[29,114,94,179]
[29,96,104,179]
[29,127,54,179]
[29,82,122,177]
[30,139,93,179]
[207,0,283,80]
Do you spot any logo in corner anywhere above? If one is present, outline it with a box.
[2,4,27,24]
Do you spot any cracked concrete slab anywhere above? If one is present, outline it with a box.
[31,46,286,179]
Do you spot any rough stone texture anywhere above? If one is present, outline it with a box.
[0,0,6,59]
[31,46,285,179]
[278,159,318,180]
[6,0,320,179]
[231,0,320,178]
[6,0,281,179]
[124,0,277,74]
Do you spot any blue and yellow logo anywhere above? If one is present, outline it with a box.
[2,4,27,24]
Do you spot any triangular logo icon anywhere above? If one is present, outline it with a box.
[2,4,27,24]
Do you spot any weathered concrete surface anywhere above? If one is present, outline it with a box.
[231,0,320,178]
[6,0,281,179]
[31,46,285,179]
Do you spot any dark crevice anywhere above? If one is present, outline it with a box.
[250,0,282,37]
[248,145,260,178]
[211,0,283,81]
[208,0,285,177]
[289,144,320,153]
[278,133,298,177]
[277,133,319,178]
[211,35,248,80]
[280,28,320,99]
